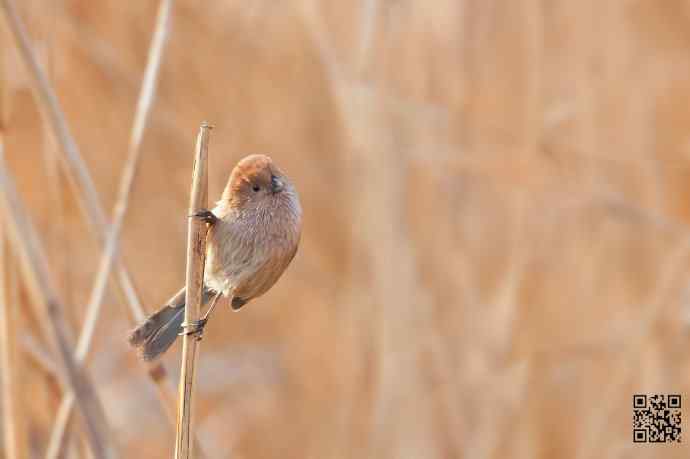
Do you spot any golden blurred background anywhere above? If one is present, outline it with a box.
[1,1,690,458]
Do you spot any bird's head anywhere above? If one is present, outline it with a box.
[223,154,294,211]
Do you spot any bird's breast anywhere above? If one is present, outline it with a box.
[203,201,301,298]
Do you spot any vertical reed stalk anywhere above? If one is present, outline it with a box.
[174,122,212,459]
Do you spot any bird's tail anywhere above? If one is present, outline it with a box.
[128,287,210,361]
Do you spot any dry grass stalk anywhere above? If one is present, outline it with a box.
[44,1,176,457]
[0,150,116,459]
[0,176,27,459]
[0,0,105,227]
[0,0,57,368]
[0,1,206,454]
[0,0,145,327]
[20,333,62,384]
[174,122,212,459]
[356,0,378,74]
[0,12,26,459]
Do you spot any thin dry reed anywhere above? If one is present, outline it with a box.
[0,183,27,459]
[2,0,201,456]
[0,0,145,340]
[5,2,690,458]
[44,1,176,456]
[20,334,60,384]
[0,13,25,459]
[2,1,206,456]
[174,122,211,459]
[0,148,115,458]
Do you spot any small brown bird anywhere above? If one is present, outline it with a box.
[129,154,302,360]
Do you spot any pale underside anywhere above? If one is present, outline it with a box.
[203,197,301,303]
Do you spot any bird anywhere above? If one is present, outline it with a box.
[129,154,302,361]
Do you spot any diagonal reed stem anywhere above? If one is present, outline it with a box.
[0,169,27,459]
[0,0,146,335]
[21,333,62,385]
[0,0,146,342]
[0,14,26,459]
[0,148,116,459]
[0,0,206,455]
[43,1,177,457]
[174,122,211,459]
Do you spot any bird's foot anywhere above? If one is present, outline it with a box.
[189,209,218,225]
[179,318,208,341]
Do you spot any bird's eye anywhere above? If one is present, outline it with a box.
[252,185,260,192]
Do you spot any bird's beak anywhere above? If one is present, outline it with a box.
[271,176,284,193]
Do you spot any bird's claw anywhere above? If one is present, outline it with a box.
[189,209,218,225]
[179,318,208,341]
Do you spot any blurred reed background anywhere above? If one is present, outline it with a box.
[1,1,690,458]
